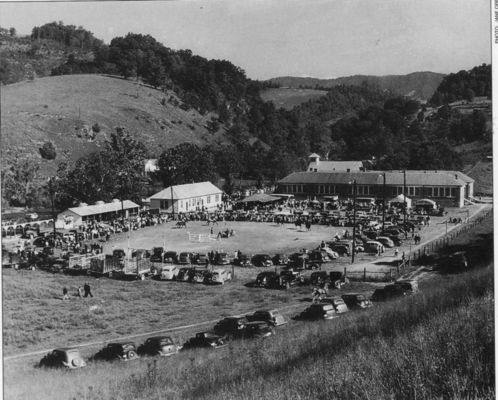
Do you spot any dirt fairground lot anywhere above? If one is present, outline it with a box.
[2,205,488,357]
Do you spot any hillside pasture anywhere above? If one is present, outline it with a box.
[1,74,222,176]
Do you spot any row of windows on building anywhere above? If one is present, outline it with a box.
[159,194,220,209]
[281,184,459,198]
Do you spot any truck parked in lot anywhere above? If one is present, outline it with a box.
[88,249,152,280]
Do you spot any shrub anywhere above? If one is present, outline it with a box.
[39,141,56,160]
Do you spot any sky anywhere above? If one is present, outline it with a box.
[0,0,491,80]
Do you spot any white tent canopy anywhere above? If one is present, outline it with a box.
[389,194,412,209]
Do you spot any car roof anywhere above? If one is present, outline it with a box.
[107,341,135,346]
[147,336,173,341]
[53,347,80,352]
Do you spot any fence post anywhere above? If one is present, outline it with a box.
[232,264,235,279]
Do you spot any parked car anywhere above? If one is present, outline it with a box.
[320,296,349,314]
[320,247,339,259]
[364,241,385,254]
[246,309,287,326]
[310,271,331,286]
[394,279,419,293]
[251,254,273,267]
[309,250,331,264]
[371,284,407,302]
[272,253,289,265]
[137,336,180,357]
[255,271,278,287]
[233,253,253,267]
[182,332,228,350]
[329,243,350,256]
[93,342,139,361]
[192,270,209,283]
[160,265,180,280]
[195,253,209,265]
[178,252,194,264]
[294,304,337,320]
[177,267,194,282]
[341,293,373,309]
[39,348,86,369]
[214,252,231,265]
[239,321,275,339]
[376,236,395,248]
[214,316,248,337]
[209,269,232,284]
[163,251,178,264]
[268,270,305,289]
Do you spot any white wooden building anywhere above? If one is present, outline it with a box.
[149,181,223,213]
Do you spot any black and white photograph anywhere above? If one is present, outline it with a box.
[0,0,494,399]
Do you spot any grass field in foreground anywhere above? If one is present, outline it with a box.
[4,265,494,400]
[3,211,494,399]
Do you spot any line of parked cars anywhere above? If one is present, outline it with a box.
[38,308,287,369]
[294,293,373,321]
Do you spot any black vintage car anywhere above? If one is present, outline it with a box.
[93,342,139,361]
[213,316,248,337]
[310,271,331,286]
[150,247,165,263]
[251,254,273,267]
[137,336,180,357]
[39,348,86,369]
[182,332,228,350]
[255,271,278,287]
[371,284,407,302]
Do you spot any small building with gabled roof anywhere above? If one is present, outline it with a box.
[149,181,223,213]
[307,154,363,172]
[56,199,140,229]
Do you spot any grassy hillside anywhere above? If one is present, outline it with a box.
[454,140,493,195]
[268,71,445,100]
[259,87,328,110]
[1,74,225,178]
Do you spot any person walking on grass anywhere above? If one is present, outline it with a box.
[83,282,93,298]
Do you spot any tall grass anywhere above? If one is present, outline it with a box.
[5,267,494,400]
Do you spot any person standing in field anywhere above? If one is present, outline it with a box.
[83,282,93,298]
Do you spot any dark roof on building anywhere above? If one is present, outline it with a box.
[278,170,473,186]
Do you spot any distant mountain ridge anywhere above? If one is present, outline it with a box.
[267,71,445,100]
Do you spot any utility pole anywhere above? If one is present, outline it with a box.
[170,184,175,220]
[403,169,407,237]
[48,177,57,246]
[351,179,357,264]
[382,172,386,234]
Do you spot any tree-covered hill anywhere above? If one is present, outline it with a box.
[429,64,491,105]
[267,71,445,101]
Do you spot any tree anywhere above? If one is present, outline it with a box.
[39,141,57,160]
[157,143,217,187]
[56,127,149,205]
[1,156,40,206]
